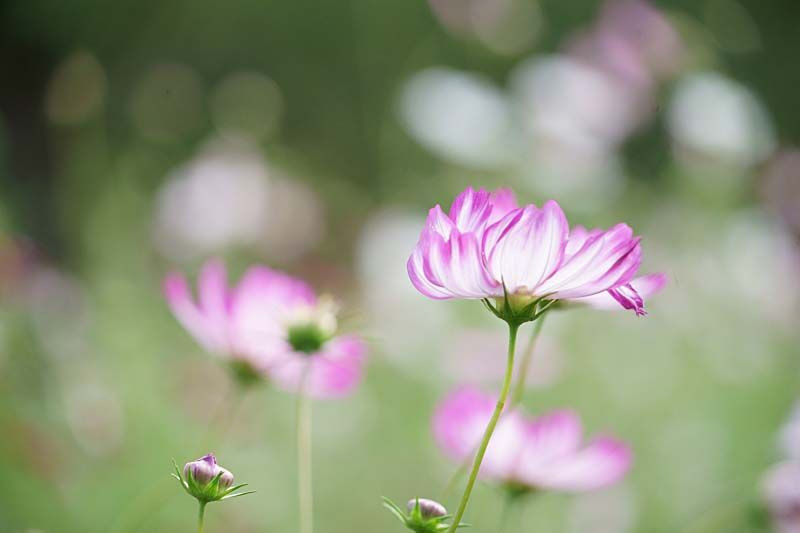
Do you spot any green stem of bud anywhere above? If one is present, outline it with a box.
[446,321,520,533]
[197,502,206,533]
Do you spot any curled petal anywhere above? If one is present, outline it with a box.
[608,284,646,315]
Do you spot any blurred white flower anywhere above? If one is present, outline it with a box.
[154,138,270,259]
[153,137,323,262]
[511,55,645,156]
[399,68,517,168]
[668,72,776,166]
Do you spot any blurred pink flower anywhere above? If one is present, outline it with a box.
[433,387,631,492]
[164,259,366,398]
[408,187,661,315]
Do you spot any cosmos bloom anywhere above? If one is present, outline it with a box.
[164,259,366,397]
[433,387,631,492]
[408,186,662,315]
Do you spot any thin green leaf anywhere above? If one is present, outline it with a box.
[220,490,256,501]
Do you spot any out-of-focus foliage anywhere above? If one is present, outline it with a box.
[1,0,799,532]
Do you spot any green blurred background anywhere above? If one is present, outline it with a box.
[1,0,799,531]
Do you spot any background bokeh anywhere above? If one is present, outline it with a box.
[1,0,800,531]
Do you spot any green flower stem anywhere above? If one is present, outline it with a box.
[509,315,546,409]
[297,365,314,533]
[446,322,520,533]
[197,502,206,533]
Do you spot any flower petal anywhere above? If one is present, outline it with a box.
[487,188,519,225]
[448,187,493,234]
[407,230,459,299]
[433,386,495,463]
[422,231,499,298]
[432,387,525,480]
[515,410,583,481]
[528,436,632,492]
[571,272,666,312]
[198,259,231,332]
[163,270,227,354]
[484,201,569,294]
[538,223,641,299]
[608,283,646,315]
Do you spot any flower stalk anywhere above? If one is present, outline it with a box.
[298,365,314,533]
[510,314,546,408]
[446,321,520,532]
[197,502,206,533]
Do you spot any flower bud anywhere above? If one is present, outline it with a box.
[173,453,252,504]
[383,496,463,533]
[406,498,447,519]
[184,454,234,488]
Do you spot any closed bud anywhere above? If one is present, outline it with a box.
[384,496,466,532]
[407,498,447,519]
[173,453,253,504]
[184,454,234,489]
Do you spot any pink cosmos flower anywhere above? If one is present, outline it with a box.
[408,186,662,315]
[433,387,632,492]
[163,259,366,398]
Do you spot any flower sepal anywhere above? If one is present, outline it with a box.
[383,497,469,532]
[483,286,555,326]
[172,455,254,504]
